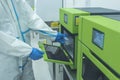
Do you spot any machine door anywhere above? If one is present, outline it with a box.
[61,26,76,61]
[82,54,109,80]
[39,43,73,65]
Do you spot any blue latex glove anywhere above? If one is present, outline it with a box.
[29,48,44,60]
[55,32,66,44]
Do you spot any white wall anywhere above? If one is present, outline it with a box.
[74,0,87,7]
[34,0,120,21]
[78,0,120,10]
[63,0,74,8]
[63,0,86,8]
[90,0,120,10]
[35,0,62,21]
[64,0,120,10]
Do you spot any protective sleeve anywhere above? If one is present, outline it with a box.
[0,31,32,57]
[15,0,57,41]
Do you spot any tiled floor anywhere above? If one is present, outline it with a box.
[30,32,52,80]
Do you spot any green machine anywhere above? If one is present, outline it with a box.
[59,7,120,69]
[60,7,120,34]
[39,8,120,72]
[77,15,120,80]
[39,8,120,70]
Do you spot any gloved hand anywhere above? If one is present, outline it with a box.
[55,32,66,44]
[29,48,44,60]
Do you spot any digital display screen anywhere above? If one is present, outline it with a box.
[44,44,69,61]
[64,14,68,24]
[92,29,104,49]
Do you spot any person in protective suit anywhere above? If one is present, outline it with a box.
[0,0,66,80]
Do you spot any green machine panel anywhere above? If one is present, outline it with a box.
[60,8,89,34]
[61,26,78,69]
[81,42,118,80]
[80,15,120,78]
[60,7,120,34]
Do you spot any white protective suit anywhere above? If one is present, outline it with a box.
[0,0,57,80]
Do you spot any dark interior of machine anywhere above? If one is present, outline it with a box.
[82,54,109,80]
